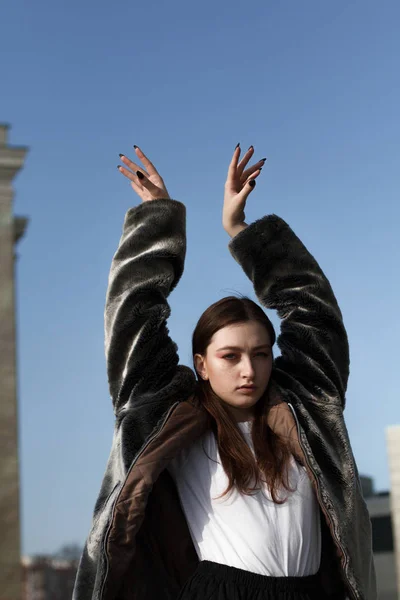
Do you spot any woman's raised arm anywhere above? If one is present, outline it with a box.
[224,144,349,408]
[105,147,195,414]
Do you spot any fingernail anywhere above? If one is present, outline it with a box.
[119,153,124,158]
[261,157,267,162]
[249,179,256,187]
[248,145,254,151]
[136,171,144,179]
[133,145,138,149]
[117,165,121,170]
[235,143,240,149]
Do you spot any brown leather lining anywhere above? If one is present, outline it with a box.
[267,402,305,464]
[103,398,209,597]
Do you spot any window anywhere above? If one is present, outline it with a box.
[371,515,394,553]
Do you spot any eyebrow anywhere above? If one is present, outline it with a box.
[216,344,271,352]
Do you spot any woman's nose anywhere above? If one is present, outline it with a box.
[240,358,256,376]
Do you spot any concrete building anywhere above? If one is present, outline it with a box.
[387,425,400,595]
[0,123,29,599]
[361,476,399,599]
[21,557,78,600]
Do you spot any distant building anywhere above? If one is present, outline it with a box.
[387,425,400,595]
[361,476,398,600]
[22,556,79,600]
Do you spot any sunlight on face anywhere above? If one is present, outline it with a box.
[194,321,273,422]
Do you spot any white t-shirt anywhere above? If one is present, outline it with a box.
[167,420,321,577]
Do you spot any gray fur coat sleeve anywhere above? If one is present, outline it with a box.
[104,198,196,415]
[228,214,349,409]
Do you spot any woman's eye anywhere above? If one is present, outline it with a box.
[222,352,269,360]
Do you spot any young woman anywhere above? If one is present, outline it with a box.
[73,145,376,600]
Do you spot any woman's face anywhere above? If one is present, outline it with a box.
[194,321,273,422]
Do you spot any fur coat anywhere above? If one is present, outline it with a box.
[72,199,376,600]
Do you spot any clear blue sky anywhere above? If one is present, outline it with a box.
[1,0,399,556]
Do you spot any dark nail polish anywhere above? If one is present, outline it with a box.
[119,153,124,158]
[249,179,256,187]
[248,145,254,151]
[261,157,267,162]
[117,165,121,169]
[136,171,144,179]
[235,143,240,149]
[133,145,138,149]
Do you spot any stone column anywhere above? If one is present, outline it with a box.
[387,425,400,598]
[0,123,28,600]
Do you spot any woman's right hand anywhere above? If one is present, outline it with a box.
[117,146,170,202]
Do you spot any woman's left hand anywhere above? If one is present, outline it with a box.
[222,144,266,237]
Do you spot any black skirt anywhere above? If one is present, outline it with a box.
[177,560,324,600]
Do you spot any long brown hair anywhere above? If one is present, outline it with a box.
[192,295,294,504]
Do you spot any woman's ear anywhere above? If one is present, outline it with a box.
[194,354,208,380]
